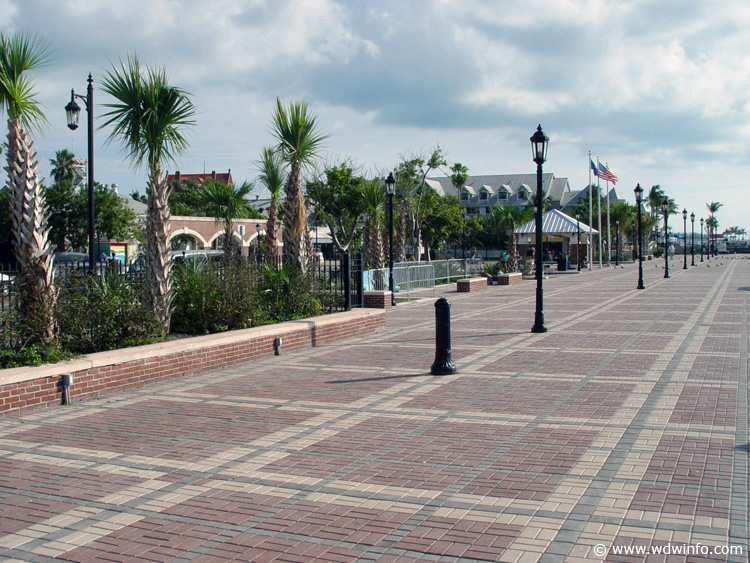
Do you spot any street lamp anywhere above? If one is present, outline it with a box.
[634,184,645,289]
[385,172,396,307]
[530,125,549,333]
[662,199,670,279]
[690,212,695,266]
[700,217,704,262]
[615,219,620,266]
[682,209,688,269]
[65,74,96,271]
[576,209,581,272]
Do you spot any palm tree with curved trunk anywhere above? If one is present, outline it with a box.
[0,30,55,343]
[256,146,285,262]
[101,53,195,333]
[271,98,327,272]
[198,178,253,260]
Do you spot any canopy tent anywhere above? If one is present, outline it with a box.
[515,208,598,241]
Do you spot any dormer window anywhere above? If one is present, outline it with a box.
[498,191,507,201]
[460,191,469,201]
[518,184,531,200]
[460,187,475,202]
[480,191,488,200]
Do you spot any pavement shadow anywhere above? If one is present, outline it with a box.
[326,373,430,384]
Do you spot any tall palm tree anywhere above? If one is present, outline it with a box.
[198,179,253,260]
[362,179,385,271]
[50,148,76,185]
[271,98,327,272]
[0,30,55,343]
[256,146,285,262]
[609,202,634,261]
[648,185,665,218]
[449,162,469,192]
[497,204,533,273]
[101,53,196,333]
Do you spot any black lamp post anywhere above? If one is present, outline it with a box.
[576,209,581,272]
[690,212,695,266]
[663,200,670,278]
[682,209,688,269]
[615,219,620,266]
[634,184,645,289]
[700,217,704,262]
[65,74,96,271]
[530,125,549,333]
[385,172,396,307]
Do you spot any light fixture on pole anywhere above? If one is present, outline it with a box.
[662,199,670,279]
[700,217,704,262]
[576,209,581,272]
[65,74,96,270]
[682,209,688,269]
[385,172,396,307]
[690,212,695,266]
[634,184,645,289]
[530,125,549,333]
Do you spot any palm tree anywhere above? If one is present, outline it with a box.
[101,53,196,333]
[648,185,665,218]
[271,98,327,272]
[449,162,469,192]
[0,30,55,343]
[256,146,285,262]
[198,179,253,260]
[497,205,533,273]
[361,179,385,271]
[609,202,634,261]
[50,148,76,185]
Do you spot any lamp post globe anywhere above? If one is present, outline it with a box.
[65,74,96,271]
[385,172,396,307]
[530,125,549,333]
[662,199,670,279]
[634,184,645,289]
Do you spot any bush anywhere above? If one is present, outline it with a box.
[171,257,259,335]
[56,269,161,354]
[253,264,322,324]
[0,342,71,369]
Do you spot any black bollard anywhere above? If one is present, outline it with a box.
[431,297,457,375]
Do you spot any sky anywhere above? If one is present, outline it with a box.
[4,0,750,233]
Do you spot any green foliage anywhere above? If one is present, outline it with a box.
[421,192,463,256]
[56,269,161,353]
[0,342,70,369]
[168,178,204,216]
[255,264,322,323]
[0,188,14,265]
[0,30,52,129]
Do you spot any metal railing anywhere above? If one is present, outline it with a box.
[363,259,485,301]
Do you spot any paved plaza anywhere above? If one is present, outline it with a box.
[0,256,748,562]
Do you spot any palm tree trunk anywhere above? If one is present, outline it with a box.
[264,195,278,262]
[146,166,173,333]
[6,118,55,343]
[282,163,309,272]
[395,209,407,263]
[506,232,519,273]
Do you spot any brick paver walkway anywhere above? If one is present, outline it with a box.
[0,256,748,562]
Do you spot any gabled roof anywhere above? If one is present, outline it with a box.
[479,184,494,194]
[426,174,570,205]
[515,208,598,235]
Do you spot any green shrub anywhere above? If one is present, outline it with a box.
[0,342,71,369]
[55,269,161,354]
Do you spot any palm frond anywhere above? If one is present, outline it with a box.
[271,97,327,168]
[256,146,286,197]
[0,30,51,130]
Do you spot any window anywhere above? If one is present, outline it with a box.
[519,190,528,200]
[460,191,469,201]
[479,191,489,200]
[498,191,507,201]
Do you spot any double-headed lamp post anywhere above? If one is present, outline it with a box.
[385,172,396,307]
[700,217,704,262]
[663,200,670,279]
[530,125,549,333]
[682,209,688,269]
[690,212,695,266]
[65,74,96,270]
[634,184,645,289]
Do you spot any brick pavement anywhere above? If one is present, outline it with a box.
[0,256,748,562]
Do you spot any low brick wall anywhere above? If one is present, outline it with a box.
[457,277,488,292]
[498,273,523,285]
[363,291,393,309]
[0,309,386,417]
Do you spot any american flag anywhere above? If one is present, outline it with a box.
[597,162,618,184]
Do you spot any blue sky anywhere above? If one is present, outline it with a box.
[5,0,750,231]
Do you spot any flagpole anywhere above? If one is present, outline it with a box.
[606,165,611,267]
[597,157,603,268]
[588,151,593,269]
